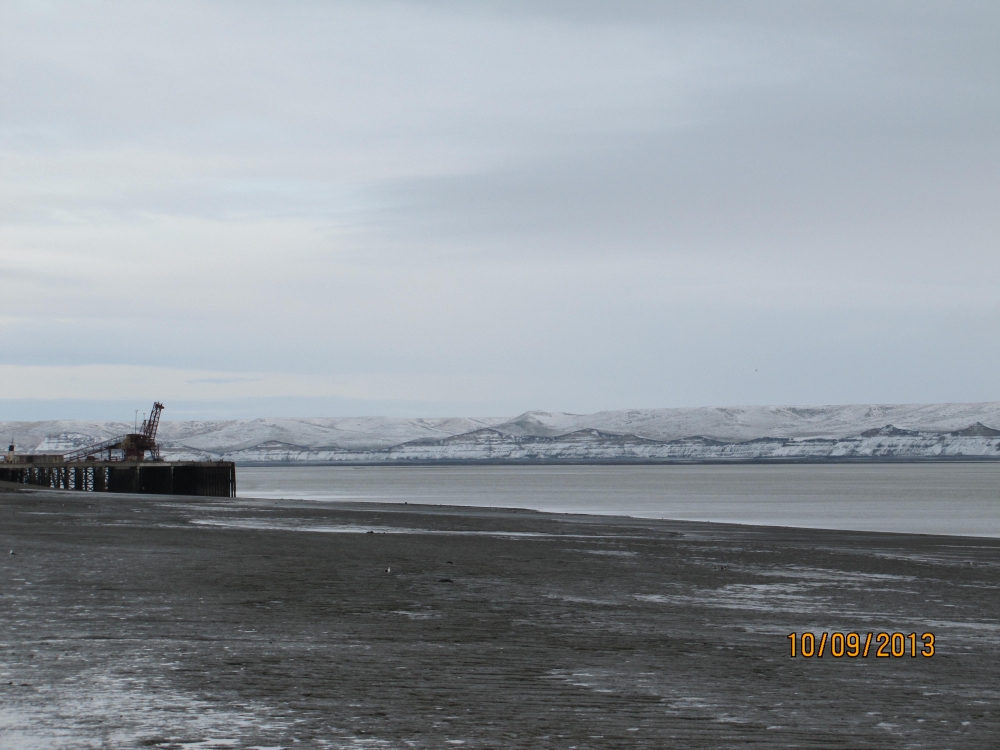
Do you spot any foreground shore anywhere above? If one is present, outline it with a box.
[1,487,998,748]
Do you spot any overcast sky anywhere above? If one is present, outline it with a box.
[1,1,998,420]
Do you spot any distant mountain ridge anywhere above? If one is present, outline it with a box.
[4,402,1000,463]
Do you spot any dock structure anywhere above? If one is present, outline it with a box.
[0,401,236,498]
[0,459,236,497]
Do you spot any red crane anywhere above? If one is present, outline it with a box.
[124,402,165,460]
[64,402,165,462]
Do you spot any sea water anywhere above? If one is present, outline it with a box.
[237,463,1000,537]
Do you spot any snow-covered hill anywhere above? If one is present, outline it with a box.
[491,403,1000,441]
[4,403,1000,463]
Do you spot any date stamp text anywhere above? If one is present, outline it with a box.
[787,631,935,658]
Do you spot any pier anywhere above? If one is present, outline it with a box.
[0,460,236,497]
[0,401,236,497]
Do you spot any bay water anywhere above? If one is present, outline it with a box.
[237,463,1000,537]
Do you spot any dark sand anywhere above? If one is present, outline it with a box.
[1,486,998,749]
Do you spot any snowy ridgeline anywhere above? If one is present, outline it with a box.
[4,402,1000,463]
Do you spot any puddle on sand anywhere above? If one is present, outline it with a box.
[189,518,636,541]
[635,583,834,615]
[0,656,287,749]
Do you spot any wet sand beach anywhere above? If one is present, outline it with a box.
[1,485,998,748]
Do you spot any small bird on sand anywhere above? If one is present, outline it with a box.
[385,567,391,573]
[9,550,14,555]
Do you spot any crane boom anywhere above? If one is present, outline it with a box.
[63,401,165,462]
[141,402,164,442]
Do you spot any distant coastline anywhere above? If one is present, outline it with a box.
[4,402,1000,464]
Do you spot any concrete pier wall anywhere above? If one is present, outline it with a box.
[0,461,236,497]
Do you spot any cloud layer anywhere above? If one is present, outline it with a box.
[2,1,998,417]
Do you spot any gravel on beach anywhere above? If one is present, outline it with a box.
[1,486,998,749]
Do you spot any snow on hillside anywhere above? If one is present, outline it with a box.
[3,402,1000,463]
[3,416,509,457]
[492,403,1000,441]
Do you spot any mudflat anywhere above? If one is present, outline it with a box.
[1,487,998,749]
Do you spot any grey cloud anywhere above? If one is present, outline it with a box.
[185,377,264,385]
[370,95,998,268]
[2,1,999,416]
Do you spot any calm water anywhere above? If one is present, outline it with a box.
[237,463,1000,537]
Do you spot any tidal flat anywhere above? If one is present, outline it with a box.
[1,486,998,748]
